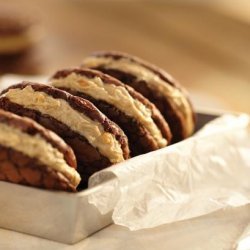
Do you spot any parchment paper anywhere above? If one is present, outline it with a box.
[89,114,250,231]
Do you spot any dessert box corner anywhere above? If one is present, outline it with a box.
[0,111,220,244]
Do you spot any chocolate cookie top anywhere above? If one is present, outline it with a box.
[0,109,81,189]
[82,51,196,142]
[0,82,130,163]
[51,68,172,148]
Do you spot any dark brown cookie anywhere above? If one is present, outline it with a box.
[81,51,196,143]
[0,109,80,191]
[0,82,130,186]
[50,68,172,156]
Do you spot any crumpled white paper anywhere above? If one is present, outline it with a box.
[237,223,250,250]
[88,114,250,230]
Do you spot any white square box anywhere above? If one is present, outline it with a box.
[0,112,219,244]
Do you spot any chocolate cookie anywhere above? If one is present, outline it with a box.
[0,109,80,191]
[50,68,172,156]
[0,82,130,186]
[82,51,196,143]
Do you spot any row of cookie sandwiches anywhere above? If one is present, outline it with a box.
[0,51,195,191]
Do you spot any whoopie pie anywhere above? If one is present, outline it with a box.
[82,51,196,143]
[0,109,80,191]
[50,68,172,156]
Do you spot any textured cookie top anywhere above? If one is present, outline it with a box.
[0,82,129,163]
[51,68,172,147]
[0,109,81,187]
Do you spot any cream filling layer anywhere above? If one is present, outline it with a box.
[3,86,124,163]
[83,57,194,137]
[0,123,81,186]
[52,73,167,147]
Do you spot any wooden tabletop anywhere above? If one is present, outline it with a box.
[0,0,249,113]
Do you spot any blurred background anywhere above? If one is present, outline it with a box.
[0,0,249,113]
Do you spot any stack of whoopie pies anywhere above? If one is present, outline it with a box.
[0,51,196,191]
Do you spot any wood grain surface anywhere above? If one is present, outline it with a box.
[0,0,249,113]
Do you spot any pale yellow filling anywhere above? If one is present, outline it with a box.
[51,73,167,147]
[0,123,81,186]
[3,86,124,163]
[83,57,194,137]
